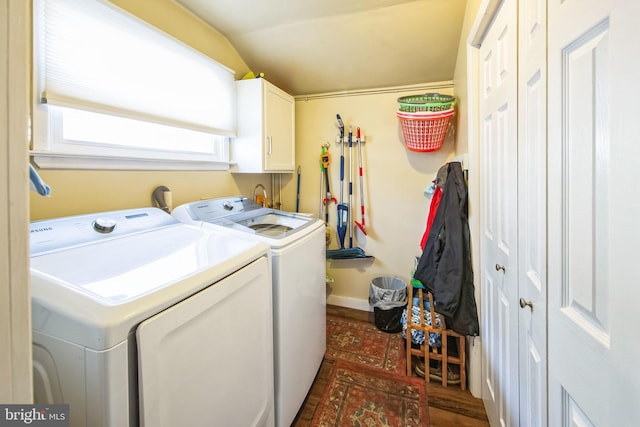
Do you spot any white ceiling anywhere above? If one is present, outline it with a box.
[175,0,468,96]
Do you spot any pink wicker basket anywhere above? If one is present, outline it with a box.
[397,109,455,152]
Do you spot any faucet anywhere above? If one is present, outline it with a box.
[253,184,268,207]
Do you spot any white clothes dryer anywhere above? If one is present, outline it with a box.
[30,208,274,427]
[172,197,326,427]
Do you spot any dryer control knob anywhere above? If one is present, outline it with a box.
[93,218,117,233]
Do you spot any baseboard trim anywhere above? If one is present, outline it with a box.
[326,295,372,312]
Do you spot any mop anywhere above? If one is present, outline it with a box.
[354,127,367,235]
[348,125,354,248]
[336,114,348,248]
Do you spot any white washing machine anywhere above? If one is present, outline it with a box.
[30,208,274,427]
[172,196,326,427]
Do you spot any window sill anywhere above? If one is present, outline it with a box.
[30,151,230,171]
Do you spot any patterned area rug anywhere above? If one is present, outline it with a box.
[325,314,406,376]
[311,359,428,426]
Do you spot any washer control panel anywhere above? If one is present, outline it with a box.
[30,208,179,256]
[183,196,261,222]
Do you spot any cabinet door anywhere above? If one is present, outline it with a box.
[264,82,295,172]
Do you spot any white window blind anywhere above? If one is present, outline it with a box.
[37,0,236,136]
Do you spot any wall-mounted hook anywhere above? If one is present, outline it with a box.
[152,185,172,212]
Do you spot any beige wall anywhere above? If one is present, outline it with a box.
[30,169,271,220]
[453,0,484,156]
[290,84,459,309]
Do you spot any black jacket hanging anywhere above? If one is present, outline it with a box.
[414,162,479,336]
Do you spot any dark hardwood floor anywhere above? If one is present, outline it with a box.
[291,305,490,427]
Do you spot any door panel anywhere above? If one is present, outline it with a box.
[608,1,640,423]
[548,0,612,425]
[479,0,518,425]
[518,0,547,425]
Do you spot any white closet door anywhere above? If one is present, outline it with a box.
[137,257,274,427]
[608,1,640,422]
[548,0,614,425]
[517,0,547,425]
[478,0,519,425]
[549,0,640,425]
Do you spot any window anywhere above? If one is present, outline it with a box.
[32,0,236,170]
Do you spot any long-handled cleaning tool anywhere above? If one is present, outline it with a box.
[348,126,354,248]
[319,147,325,219]
[321,145,337,226]
[296,165,301,213]
[354,127,367,235]
[336,114,348,248]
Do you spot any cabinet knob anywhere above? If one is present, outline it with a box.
[495,264,506,273]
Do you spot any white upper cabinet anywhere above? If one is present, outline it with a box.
[231,78,295,173]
